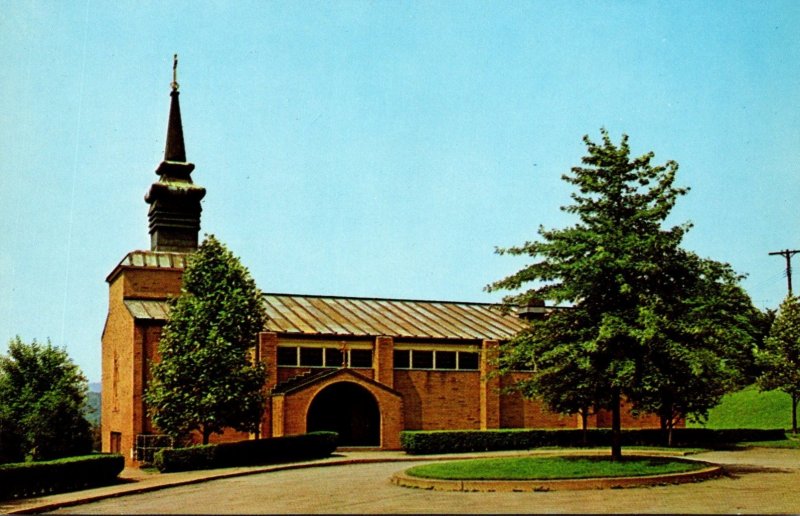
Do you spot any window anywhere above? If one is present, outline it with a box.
[299,347,323,367]
[277,347,298,366]
[394,349,480,371]
[325,348,344,367]
[394,350,410,369]
[412,350,433,369]
[349,349,373,368]
[458,352,480,370]
[435,351,457,369]
[277,346,373,368]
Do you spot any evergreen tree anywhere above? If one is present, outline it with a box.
[0,337,92,462]
[488,130,756,457]
[146,235,268,444]
[757,295,800,434]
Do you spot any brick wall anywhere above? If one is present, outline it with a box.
[101,276,136,462]
[393,370,481,430]
[121,268,183,299]
[102,263,183,466]
[499,373,578,428]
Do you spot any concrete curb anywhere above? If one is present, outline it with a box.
[391,464,724,492]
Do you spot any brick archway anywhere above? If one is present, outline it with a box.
[306,381,380,446]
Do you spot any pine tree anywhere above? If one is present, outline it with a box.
[146,235,268,444]
[489,130,756,457]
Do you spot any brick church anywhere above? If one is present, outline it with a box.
[101,67,659,466]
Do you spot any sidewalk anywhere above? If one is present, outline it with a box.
[0,448,690,514]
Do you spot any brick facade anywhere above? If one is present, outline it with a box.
[102,260,668,466]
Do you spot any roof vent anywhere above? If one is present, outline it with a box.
[517,299,546,321]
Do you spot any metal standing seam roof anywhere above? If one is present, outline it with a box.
[124,299,170,320]
[107,250,189,282]
[121,294,527,341]
[263,294,526,341]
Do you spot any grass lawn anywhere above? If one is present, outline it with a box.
[405,456,705,481]
[688,385,792,430]
[739,432,800,448]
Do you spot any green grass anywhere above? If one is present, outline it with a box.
[740,433,800,449]
[405,456,705,481]
[687,385,792,430]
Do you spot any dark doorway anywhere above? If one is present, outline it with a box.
[306,382,380,446]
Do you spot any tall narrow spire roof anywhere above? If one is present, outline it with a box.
[164,54,186,163]
[145,54,205,253]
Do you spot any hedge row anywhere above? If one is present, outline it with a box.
[400,428,787,455]
[0,454,124,500]
[153,431,338,472]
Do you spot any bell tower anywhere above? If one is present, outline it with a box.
[145,55,206,253]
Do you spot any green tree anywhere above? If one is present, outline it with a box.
[757,295,800,434]
[632,253,758,445]
[0,337,92,462]
[146,235,268,444]
[488,130,755,458]
[498,308,604,445]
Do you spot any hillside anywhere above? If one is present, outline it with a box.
[688,385,792,430]
[85,391,101,427]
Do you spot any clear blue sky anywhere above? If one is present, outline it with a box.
[1,1,799,383]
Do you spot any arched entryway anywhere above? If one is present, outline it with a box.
[306,382,381,446]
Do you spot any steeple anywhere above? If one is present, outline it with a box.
[144,55,206,253]
[164,55,186,163]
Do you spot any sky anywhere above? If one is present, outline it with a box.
[1,1,799,383]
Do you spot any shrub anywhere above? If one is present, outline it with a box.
[400,428,786,455]
[0,454,124,500]
[154,432,338,472]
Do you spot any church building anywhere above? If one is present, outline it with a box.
[101,65,659,466]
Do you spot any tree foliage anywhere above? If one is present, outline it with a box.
[145,235,268,444]
[0,337,92,463]
[756,295,800,434]
[488,130,758,456]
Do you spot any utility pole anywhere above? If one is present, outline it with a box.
[769,249,800,296]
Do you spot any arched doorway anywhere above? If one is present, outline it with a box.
[306,382,380,446]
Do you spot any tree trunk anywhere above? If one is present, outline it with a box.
[581,408,589,446]
[667,418,674,448]
[611,388,622,461]
[202,426,211,445]
[793,394,798,436]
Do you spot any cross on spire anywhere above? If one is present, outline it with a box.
[171,54,179,91]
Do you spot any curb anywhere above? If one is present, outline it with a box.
[391,458,724,492]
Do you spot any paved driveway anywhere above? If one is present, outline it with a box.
[52,448,800,514]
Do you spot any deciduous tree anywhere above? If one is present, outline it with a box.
[488,130,756,457]
[632,253,758,445]
[0,337,92,462]
[756,295,800,434]
[146,235,268,444]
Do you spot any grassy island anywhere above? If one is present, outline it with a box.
[405,456,706,481]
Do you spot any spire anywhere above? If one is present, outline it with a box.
[145,55,206,253]
[164,54,186,163]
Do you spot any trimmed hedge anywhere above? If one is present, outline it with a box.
[0,454,124,500]
[154,431,338,472]
[400,428,787,455]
